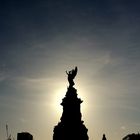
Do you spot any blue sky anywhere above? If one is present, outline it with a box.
[0,0,140,140]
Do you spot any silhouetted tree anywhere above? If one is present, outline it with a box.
[123,133,140,140]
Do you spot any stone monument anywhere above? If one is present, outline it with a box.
[53,67,89,140]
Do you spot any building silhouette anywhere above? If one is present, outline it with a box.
[53,67,89,140]
[17,132,33,140]
[122,133,140,140]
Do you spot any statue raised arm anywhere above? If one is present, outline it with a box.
[66,66,78,87]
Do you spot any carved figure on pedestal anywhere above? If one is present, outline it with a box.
[66,66,78,87]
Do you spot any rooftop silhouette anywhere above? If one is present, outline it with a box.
[17,132,33,140]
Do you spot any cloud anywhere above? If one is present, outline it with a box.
[19,118,28,123]
[121,126,126,130]
[0,71,7,82]
[13,76,63,89]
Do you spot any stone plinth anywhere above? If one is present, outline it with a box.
[53,86,89,140]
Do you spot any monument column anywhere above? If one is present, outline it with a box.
[53,67,89,140]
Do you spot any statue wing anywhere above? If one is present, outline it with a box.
[72,66,78,78]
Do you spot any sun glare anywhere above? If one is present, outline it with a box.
[49,77,92,122]
[77,86,90,117]
[51,86,89,119]
[51,87,66,119]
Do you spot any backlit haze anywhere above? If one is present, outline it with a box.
[0,1,140,140]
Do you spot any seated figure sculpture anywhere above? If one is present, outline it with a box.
[66,66,78,87]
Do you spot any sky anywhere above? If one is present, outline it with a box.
[0,0,140,140]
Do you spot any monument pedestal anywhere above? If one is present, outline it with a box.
[53,86,89,140]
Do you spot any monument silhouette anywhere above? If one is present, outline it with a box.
[53,67,89,140]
